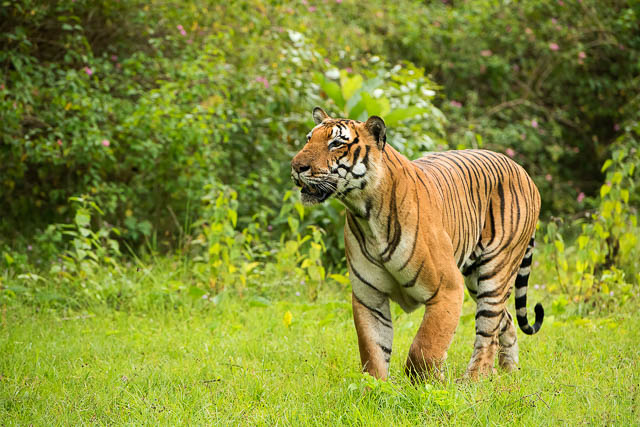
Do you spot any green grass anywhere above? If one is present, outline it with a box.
[2,290,639,426]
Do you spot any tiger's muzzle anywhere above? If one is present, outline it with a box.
[291,167,336,205]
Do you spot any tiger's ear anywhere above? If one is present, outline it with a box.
[365,115,386,150]
[312,107,330,125]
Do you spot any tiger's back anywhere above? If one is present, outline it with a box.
[412,149,540,273]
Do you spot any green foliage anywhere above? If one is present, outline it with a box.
[1,0,638,314]
[540,117,640,311]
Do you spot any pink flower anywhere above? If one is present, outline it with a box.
[614,123,620,131]
[545,174,552,182]
[57,139,63,146]
[336,0,342,3]
[577,192,585,203]
[531,119,539,128]
[0,83,4,90]
[551,18,558,25]
[512,64,520,71]
[177,25,187,36]
[111,55,118,61]
[101,139,110,147]
[84,66,93,76]
[345,67,353,73]
[578,51,586,59]
[506,148,516,158]
[449,100,462,108]
[308,6,316,12]
[549,43,559,51]
[255,76,270,88]
[557,0,564,5]
[480,49,493,57]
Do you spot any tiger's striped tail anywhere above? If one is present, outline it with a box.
[514,237,544,335]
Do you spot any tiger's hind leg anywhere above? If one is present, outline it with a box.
[465,268,516,379]
[497,309,519,372]
[405,264,464,382]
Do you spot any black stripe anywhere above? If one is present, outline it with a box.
[352,293,392,328]
[476,288,502,299]
[346,214,383,268]
[514,295,527,308]
[350,264,383,293]
[476,309,502,319]
[378,344,392,355]
[515,274,529,289]
[424,275,444,306]
[403,261,424,288]
[520,255,532,268]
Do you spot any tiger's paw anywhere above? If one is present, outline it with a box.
[464,363,497,381]
[498,356,519,373]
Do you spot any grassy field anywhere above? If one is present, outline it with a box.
[2,289,639,425]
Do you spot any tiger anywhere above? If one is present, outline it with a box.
[291,107,544,380]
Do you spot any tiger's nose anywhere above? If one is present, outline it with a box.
[291,158,311,174]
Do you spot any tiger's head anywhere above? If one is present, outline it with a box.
[291,107,387,206]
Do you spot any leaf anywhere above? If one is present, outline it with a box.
[294,202,305,220]
[307,265,325,282]
[316,74,345,109]
[361,92,390,117]
[329,273,350,285]
[283,310,293,327]
[227,209,237,228]
[3,252,14,265]
[554,239,565,253]
[384,107,429,126]
[577,235,589,249]
[243,262,260,274]
[340,73,364,102]
[601,159,612,172]
[75,209,91,227]
[621,189,629,204]
[600,184,611,198]
[248,296,271,307]
[188,286,206,299]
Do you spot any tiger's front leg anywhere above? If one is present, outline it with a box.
[352,291,393,379]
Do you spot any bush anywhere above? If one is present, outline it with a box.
[377,0,640,215]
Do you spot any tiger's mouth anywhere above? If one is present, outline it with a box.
[299,183,335,205]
